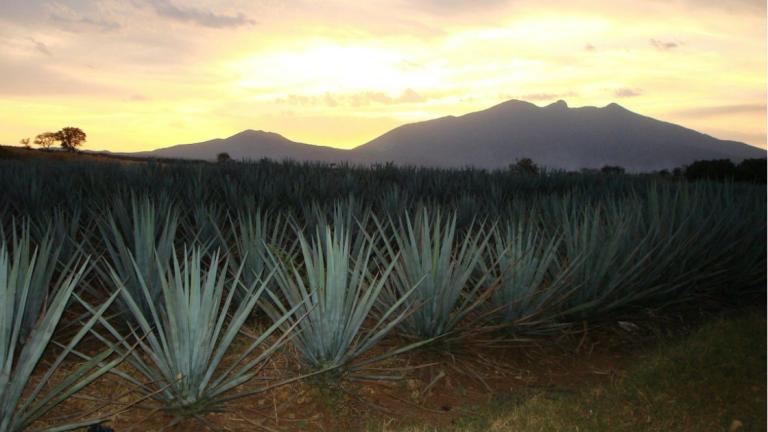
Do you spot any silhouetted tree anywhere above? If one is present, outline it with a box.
[685,159,736,181]
[19,138,31,149]
[34,132,57,150]
[217,152,232,163]
[510,158,539,175]
[736,158,767,183]
[56,127,86,152]
[601,165,625,175]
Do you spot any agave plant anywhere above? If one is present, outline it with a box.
[375,209,494,341]
[264,220,423,373]
[182,203,226,250]
[557,202,680,318]
[99,195,178,316]
[0,223,68,342]
[641,183,764,299]
[225,209,293,295]
[0,244,121,432]
[480,222,573,331]
[100,247,303,421]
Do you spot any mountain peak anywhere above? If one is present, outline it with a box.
[545,99,569,109]
[483,99,538,114]
[605,102,627,111]
[229,129,289,141]
[139,98,764,171]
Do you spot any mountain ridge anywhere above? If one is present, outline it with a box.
[130,99,765,171]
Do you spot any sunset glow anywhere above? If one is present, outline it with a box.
[1,0,765,151]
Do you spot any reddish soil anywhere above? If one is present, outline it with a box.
[30,313,677,432]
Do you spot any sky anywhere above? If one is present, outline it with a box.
[0,0,765,152]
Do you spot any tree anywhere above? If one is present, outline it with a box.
[736,158,767,183]
[56,127,86,152]
[34,132,57,150]
[510,158,539,175]
[217,152,232,163]
[685,159,736,181]
[601,165,625,175]
[19,138,31,149]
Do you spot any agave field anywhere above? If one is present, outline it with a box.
[0,159,764,431]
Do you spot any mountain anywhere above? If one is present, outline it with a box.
[134,100,765,171]
[131,129,346,162]
[354,100,764,170]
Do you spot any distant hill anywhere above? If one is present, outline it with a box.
[132,100,766,171]
[0,145,148,164]
[131,130,346,162]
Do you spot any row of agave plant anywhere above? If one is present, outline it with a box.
[1,179,765,430]
[0,158,682,226]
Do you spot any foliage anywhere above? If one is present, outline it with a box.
[225,209,292,294]
[736,158,767,183]
[99,247,302,419]
[600,165,625,174]
[375,209,494,340]
[509,158,539,175]
[56,127,87,152]
[98,196,178,317]
[0,224,67,342]
[480,222,571,331]
[34,132,58,150]
[265,219,421,373]
[0,158,763,425]
[0,244,120,432]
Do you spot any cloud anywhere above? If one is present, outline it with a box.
[49,13,121,32]
[396,88,425,103]
[277,89,428,107]
[128,93,151,101]
[0,59,113,96]
[405,0,509,12]
[673,103,766,117]
[614,88,641,98]
[677,0,765,13]
[29,38,51,56]
[650,38,679,50]
[518,92,577,102]
[143,0,255,28]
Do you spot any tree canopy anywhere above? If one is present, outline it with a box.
[56,127,87,152]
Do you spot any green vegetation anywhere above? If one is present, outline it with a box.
[0,159,763,429]
[99,248,301,420]
[266,220,423,373]
[375,209,493,341]
[0,231,121,432]
[390,311,766,432]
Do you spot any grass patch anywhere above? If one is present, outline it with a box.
[386,310,766,432]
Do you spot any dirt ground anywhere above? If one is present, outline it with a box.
[28,307,697,432]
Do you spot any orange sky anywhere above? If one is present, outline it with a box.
[0,0,765,151]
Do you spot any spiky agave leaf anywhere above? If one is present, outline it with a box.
[0,245,121,432]
[374,209,494,341]
[480,222,573,332]
[101,246,304,416]
[264,220,423,373]
[182,203,226,250]
[0,222,66,342]
[225,209,293,297]
[557,200,695,318]
[98,195,178,317]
